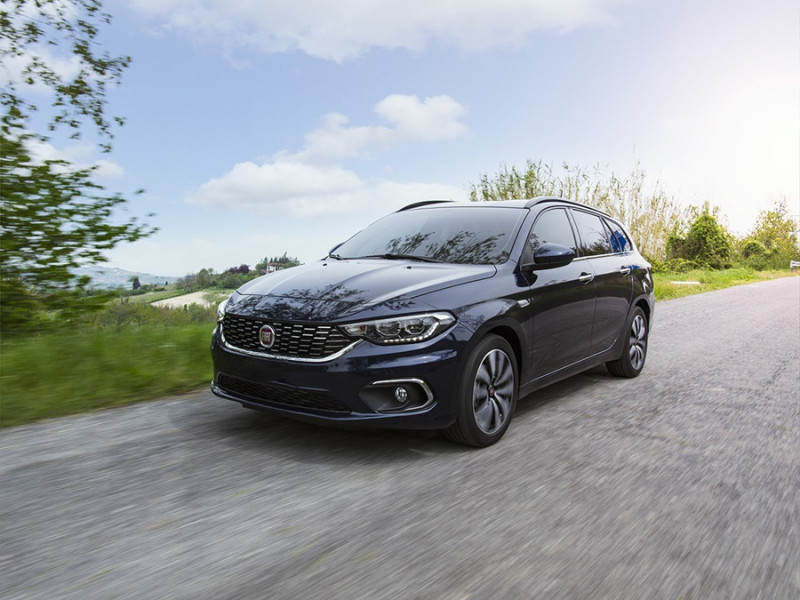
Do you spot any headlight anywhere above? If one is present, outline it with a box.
[216,297,229,322]
[340,312,455,345]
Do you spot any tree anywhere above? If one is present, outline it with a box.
[195,268,213,289]
[740,199,800,269]
[255,253,301,272]
[131,277,141,290]
[1,0,131,147]
[469,160,682,260]
[1,0,154,334]
[667,204,733,270]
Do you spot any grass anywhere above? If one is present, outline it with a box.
[1,268,797,428]
[653,268,798,300]
[0,323,214,428]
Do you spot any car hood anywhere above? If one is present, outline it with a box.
[226,258,496,322]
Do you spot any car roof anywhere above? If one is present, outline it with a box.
[398,196,612,215]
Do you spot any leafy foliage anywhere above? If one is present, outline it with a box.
[1,130,154,334]
[0,0,154,336]
[255,252,302,271]
[469,160,683,260]
[738,199,800,269]
[174,253,302,292]
[667,205,733,270]
[1,0,130,147]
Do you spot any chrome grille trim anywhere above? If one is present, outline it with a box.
[220,315,360,363]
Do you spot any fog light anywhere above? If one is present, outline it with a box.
[359,379,434,413]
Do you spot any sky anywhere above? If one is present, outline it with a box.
[12,0,800,276]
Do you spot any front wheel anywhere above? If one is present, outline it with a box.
[444,335,518,447]
[606,306,648,378]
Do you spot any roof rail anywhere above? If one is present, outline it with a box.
[397,200,455,212]
[524,196,570,208]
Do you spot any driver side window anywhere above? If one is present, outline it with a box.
[529,209,578,254]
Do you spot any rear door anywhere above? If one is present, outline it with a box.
[569,209,633,355]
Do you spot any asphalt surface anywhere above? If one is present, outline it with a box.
[1,277,798,600]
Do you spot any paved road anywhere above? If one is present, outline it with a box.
[1,277,798,600]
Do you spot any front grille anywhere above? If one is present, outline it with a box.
[222,314,353,359]
[217,375,351,413]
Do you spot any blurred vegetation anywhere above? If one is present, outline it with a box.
[0,323,214,428]
[1,0,158,336]
[470,160,683,260]
[0,298,217,427]
[174,253,301,292]
[472,161,800,271]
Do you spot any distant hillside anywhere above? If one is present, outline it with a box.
[74,265,181,290]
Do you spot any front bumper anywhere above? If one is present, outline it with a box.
[210,325,468,430]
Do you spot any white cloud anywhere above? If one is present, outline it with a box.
[107,234,280,277]
[295,95,468,164]
[0,48,84,93]
[188,94,468,216]
[116,178,469,274]
[130,0,632,61]
[187,160,466,218]
[24,139,125,178]
[188,161,365,216]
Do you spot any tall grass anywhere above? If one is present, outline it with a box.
[0,322,214,428]
[0,300,217,428]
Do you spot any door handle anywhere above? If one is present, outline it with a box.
[578,272,594,283]
[619,266,631,276]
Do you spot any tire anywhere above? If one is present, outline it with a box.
[444,335,518,447]
[606,306,648,378]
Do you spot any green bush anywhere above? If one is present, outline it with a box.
[650,258,703,274]
[667,209,733,270]
[83,300,215,330]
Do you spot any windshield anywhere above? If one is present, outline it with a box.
[334,206,527,265]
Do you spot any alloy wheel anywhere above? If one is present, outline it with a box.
[629,314,647,371]
[473,349,515,435]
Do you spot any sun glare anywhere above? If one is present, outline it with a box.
[711,74,800,230]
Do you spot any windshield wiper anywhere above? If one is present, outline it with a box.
[362,253,442,263]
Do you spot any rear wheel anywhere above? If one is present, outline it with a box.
[444,335,518,447]
[606,307,648,378]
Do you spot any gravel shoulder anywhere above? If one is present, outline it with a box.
[150,291,214,308]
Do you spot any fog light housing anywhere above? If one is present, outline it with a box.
[360,379,434,413]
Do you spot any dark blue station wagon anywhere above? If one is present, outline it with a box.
[211,198,654,446]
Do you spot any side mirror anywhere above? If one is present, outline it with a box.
[522,243,576,271]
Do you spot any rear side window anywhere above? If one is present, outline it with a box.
[529,209,577,253]
[604,218,632,253]
[571,210,613,256]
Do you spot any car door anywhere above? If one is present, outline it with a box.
[523,208,596,382]
[569,209,633,355]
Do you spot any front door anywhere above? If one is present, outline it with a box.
[523,208,596,382]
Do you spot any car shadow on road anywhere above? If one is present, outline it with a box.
[176,366,613,465]
[514,365,611,419]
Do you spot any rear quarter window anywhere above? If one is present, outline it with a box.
[571,210,613,256]
[604,218,632,253]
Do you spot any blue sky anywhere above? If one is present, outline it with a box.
[18,0,800,276]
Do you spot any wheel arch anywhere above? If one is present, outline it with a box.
[483,324,523,373]
[635,298,651,323]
